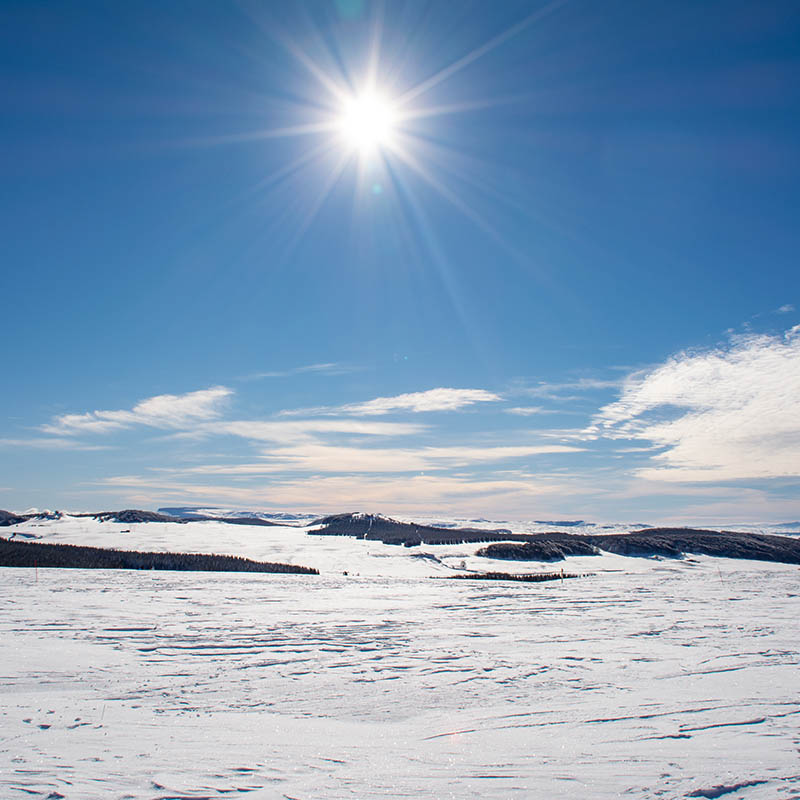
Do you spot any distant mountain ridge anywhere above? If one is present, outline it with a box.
[2,509,799,565]
[159,506,314,522]
[0,509,284,527]
[310,513,800,565]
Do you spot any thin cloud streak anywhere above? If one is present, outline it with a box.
[208,419,427,445]
[504,406,560,416]
[242,362,361,380]
[0,438,110,451]
[279,387,501,417]
[95,472,566,516]
[169,442,582,476]
[518,378,623,400]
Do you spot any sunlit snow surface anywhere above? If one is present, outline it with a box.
[1,516,799,799]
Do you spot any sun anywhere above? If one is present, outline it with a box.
[337,91,397,155]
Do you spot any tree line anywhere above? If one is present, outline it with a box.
[0,537,318,574]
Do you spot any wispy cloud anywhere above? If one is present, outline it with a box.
[168,442,582,475]
[346,388,501,415]
[777,304,795,314]
[504,406,560,416]
[280,387,501,417]
[515,378,622,401]
[208,418,426,444]
[588,326,800,482]
[243,362,361,380]
[0,438,109,451]
[95,471,566,516]
[42,387,233,436]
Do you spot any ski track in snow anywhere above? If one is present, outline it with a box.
[0,517,799,798]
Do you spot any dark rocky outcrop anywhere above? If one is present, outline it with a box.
[0,510,64,527]
[533,519,590,527]
[601,527,800,563]
[481,528,800,565]
[158,506,226,519]
[0,510,28,526]
[0,536,318,574]
[310,513,515,545]
[209,516,282,527]
[95,509,181,523]
[478,537,600,562]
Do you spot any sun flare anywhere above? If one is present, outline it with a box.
[337,91,397,154]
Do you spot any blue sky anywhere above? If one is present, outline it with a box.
[2,0,799,522]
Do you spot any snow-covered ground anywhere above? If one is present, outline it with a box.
[1,516,799,798]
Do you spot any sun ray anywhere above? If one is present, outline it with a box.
[237,5,351,105]
[276,32,352,105]
[385,135,531,267]
[400,93,535,122]
[255,139,340,194]
[364,3,385,92]
[186,121,338,149]
[381,158,497,376]
[205,139,338,236]
[398,0,568,106]
[399,136,567,291]
[281,149,355,256]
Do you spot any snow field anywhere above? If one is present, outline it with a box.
[0,517,798,798]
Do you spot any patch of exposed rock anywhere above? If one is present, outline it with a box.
[94,509,182,523]
[0,510,28,526]
[478,537,600,562]
[310,512,515,545]
[480,528,800,565]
